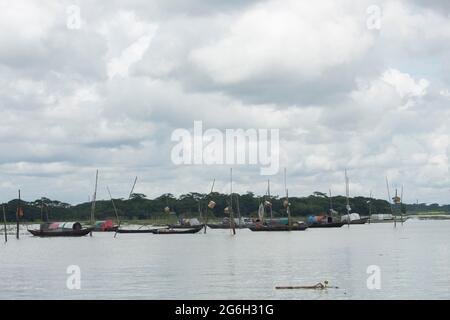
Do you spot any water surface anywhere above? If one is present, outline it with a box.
[1,220,449,299]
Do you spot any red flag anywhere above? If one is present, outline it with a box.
[17,207,24,218]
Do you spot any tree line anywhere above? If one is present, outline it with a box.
[1,192,448,222]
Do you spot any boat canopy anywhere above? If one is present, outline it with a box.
[40,222,82,231]
[94,220,114,230]
[341,213,361,222]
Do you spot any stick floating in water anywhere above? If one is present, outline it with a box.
[276,281,338,290]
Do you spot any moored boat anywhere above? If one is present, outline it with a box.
[151,226,203,234]
[28,222,92,237]
[306,215,345,228]
[93,220,119,232]
[249,221,307,232]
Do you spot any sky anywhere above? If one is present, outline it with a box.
[0,0,449,205]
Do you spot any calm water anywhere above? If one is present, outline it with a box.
[0,220,449,300]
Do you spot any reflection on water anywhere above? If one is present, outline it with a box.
[0,220,449,299]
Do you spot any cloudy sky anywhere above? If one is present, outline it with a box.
[0,0,449,204]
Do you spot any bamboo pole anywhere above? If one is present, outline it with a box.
[203,179,215,234]
[129,176,138,199]
[400,185,404,226]
[3,204,7,243]
[90,170,99,226]
[284,168,291,229]
[229,168,236,235]
[235,193,241,228]
[386,177,396,228]
[107,186,120,228]
[16,189,20,239]
[268,180,273,221]
[345,169,350,228]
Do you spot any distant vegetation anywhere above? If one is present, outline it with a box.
[1,192,448,222]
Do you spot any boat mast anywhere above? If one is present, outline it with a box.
[3,204,7,243]
[129,176,138,199]
[400,185,404,225]
[268,179,273,221]
[386,176,396,228]
[16,189,20,239]
[235,193,241,228]
[329,189,333,214]
[345,169,350,228]
[204,178,215,234]
[90,170,99,226]
[284,168,291,229]
[229,168,236,235]
[107,186,120,228]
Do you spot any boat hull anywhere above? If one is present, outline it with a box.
[349,218,369,225]
[151,227,203,234]
[116,228,156,234]
[307,222,345,228]
[248,224,307,232]
[28,229,92,237]
[207,224,250,229]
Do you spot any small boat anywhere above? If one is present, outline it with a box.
[116,227,160,234]
[248,222,307,232]
[341,213,369,225]
[307,222,345,228]
[93,220,119,232]
[307,215,345,228]
[151,226,203,234]
[349,217,369,224]
[168,218,204,229]
[28,222,92,237]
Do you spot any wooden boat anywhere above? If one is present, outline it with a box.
[249,223,307,232]
[349,217,369,225]
[369,217,409,224]
[28,222,92,237]
[93,220,119,232]
[28,228,92,237]
[307,222,345,228]
[207,223,249,229]
[168,223,205,229]
[116,228,158,234]
[151,226,203,234]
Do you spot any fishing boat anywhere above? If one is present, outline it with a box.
[151,226,203,234]
[28,222,92,237]
[207,217,252,229]
[168,217,204,229]
[306,215,345,228]
[93,220,119,232]
[341,213,369,225]
[249,221,307,232]
[369,214,409,224]
[116,226,161,234]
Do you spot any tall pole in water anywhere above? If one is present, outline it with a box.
[386,177,396,228]
[268,179,273,221]
[16,189,20,239]
[129,176,138,199]
[3,204,7,243]
[235,193,241,228]
[284,168,291,230]
[368,190,373,224]
[230,168,236,235]
[204,179,215,234]
[345,169,350,228]
[90,170,99,226]
[400,185,404,226]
